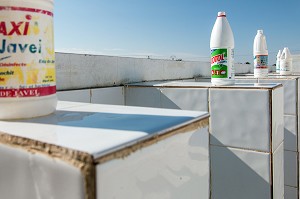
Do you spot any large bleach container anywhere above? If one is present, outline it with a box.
[0,0,57,119]
[210,11,235,86]
[280,47,293,75]
[253,30,268,78]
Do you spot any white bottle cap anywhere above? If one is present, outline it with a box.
[257,30,263,34]
[218,11,226,17]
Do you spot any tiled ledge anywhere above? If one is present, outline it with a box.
[0,101,210,199]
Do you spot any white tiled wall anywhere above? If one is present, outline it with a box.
[0,144,85,199]
[57,89,91,103]
[97,127,210,199]
[125,82,284,199]
[91,87,124,105]
[285,185,298,199]
[161,88,208,112]
[235,78,297,116]
[209,88,271,151]
[209,86,284,199]
[274,142,285,199]
[284,150,298,187]
[210,145,271,199]
[125,87,208,112]
[232,76,299,196]
[285,115,298,152]
[1,102,210,199]
[125,87,161,108]
[57,86,125,105]
[273,88,285,152]
[56,81,285,199]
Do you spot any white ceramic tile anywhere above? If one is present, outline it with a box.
[235,78,297,116]
[284,150,298,187]
[57,89,91,103]
[97,127,209,199]
[209,88,271,151]
[273,142,284,199]
[261,79,297,116]
[91,87,124,105]
[161,88,208,111]
[0,102,209,159]
[125,87,161,108]
[284,115,298,151]
[0,144,84,199]
[285,186,298,199]
[210,145,271,199]
[272,87,284,152]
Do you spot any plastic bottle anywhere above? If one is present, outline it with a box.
[0,0,57,119]
[253,30,268,78]
[276,50,282,73]
[280,47,293,75]
[210,11,235,86]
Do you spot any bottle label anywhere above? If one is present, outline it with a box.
[280,61,292,71]
[211,48,228,78]
[0,6,56,98]
[254,55,268,69]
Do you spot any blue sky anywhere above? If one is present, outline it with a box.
[54,0,300,64]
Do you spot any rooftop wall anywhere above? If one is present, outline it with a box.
[292,55,300,72]
[55,53,252,91]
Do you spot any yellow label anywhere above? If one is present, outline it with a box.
[0,6,56,97]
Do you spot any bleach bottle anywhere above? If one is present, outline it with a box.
[0,0,57,119]
[280,47,293,75]
[253,30,268,77]
[276,50,282,73]
[210,11,235,86]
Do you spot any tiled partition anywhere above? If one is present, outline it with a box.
[125,82,284,199]
[0,101,210,199]
[57,86,125,105]
[232,75,299,199]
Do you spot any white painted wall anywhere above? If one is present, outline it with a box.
[55,53,253,90]
[292,54,300,72]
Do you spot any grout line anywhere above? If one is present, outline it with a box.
[269,89,274,199]
[209,143,270,154]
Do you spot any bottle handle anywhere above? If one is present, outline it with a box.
[281,51,286,60]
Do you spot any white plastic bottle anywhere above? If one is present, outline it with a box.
[276,50,282,73]
[0,0,57,119]
[280,47,293,75]
[210,11,235,86]
[253,30,268,78]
